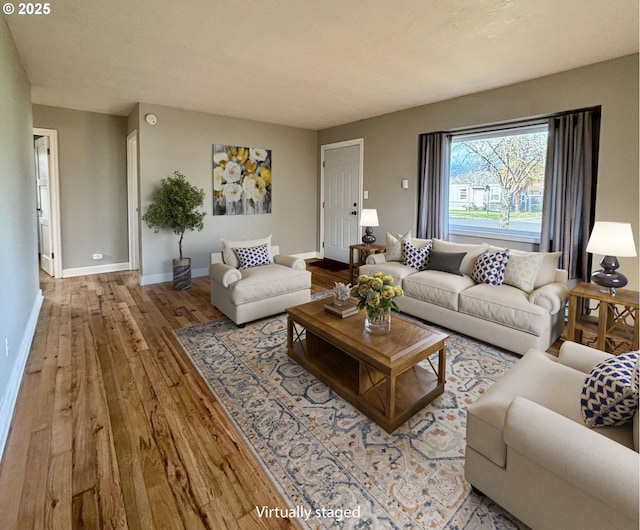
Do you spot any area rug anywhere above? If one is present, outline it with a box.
[174,304,527,529]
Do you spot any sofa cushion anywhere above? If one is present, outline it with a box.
[386,231,412,261]
[581,352,639,427]
[402,270,475,311]
[471,249,510,285]
[222,234,272,269]
[403,240,432,270]
[228,263,311,305]
[467,350,635,469]
[459,283,550,336]
[235,243,273,269]
[425,249,466,276]
[358,261,417,287]
[432,239,489,276]
[490,247,562,288]
[503,251,545,293]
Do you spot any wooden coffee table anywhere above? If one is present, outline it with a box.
[286,298,447,433]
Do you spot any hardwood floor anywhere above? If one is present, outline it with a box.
[0,260,560,529]
[0,265,339,529]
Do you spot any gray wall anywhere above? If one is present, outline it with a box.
[318,54,640,289]
[135,103,318,284]
[32,105,129,270]
[0,21,41,449]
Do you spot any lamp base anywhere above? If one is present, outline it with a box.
[591,255,627,296]
[362,226,376,245]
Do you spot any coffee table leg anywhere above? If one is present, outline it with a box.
[438,345,446,385]
[386,376,396,420]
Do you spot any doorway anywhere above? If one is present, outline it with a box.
[320,139,363,263]
[33,128,61,278]
[127,130,140,271]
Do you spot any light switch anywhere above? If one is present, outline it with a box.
[363,190,369,199]
[401,179,409,189]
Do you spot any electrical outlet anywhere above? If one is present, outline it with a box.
[4,335,8,357]
[92,253,103,260]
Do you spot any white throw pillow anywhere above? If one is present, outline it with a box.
[503,252,544,293]
[221,235,272,269]
[386,231,412,261]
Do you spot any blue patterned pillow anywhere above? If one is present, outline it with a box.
[402,240,432,270]
[235,243,273,270]
[581,351,639,427]
[471,250,510,285]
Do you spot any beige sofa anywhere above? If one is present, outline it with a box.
[359,237,568,354]
[465,341,639,530]
[209,236,311,325]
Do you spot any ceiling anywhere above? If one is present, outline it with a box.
[4,0,638,130]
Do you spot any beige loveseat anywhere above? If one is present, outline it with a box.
[359,237,568,354]
[209,236,311,325]
[465,342,639,530]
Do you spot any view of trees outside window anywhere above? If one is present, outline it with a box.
[449,125,548,238]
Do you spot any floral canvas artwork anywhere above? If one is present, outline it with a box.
[213,144,272,215]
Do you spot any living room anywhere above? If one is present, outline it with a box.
[1,1,638,528]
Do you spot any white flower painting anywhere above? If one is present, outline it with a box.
[212,144,272,215]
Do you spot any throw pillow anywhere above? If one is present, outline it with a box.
[426,249,467,276]
[581,351,639,428]
[471,250,510,285]
[402,239,431,270]
[503,252,544,293]
[234,243,273,270]
[432,239,489,276]
[386,231,412,262]
[222,234,272,269]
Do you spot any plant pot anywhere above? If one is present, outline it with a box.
[173,257,192,290]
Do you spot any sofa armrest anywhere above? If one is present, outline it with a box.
[366,253,387,265]
[209,263,242,287]
[558,341,613,373]
[504,397,639,520]
[528,282,568,313]
[273,254,306,270]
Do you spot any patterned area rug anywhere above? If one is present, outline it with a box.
[174,303,527,529]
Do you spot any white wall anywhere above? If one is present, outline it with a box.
[135,103,319,285]
[318,55,640,289]
[0,20,43,458]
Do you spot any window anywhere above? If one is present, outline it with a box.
[448,123,549,242]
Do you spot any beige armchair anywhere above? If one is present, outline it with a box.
[465,342,639,530]
[209,236,311,325]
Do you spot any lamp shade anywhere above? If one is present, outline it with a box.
[586,222,637,257]
[359,209,379,227]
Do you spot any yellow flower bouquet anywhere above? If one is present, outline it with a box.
[351,272,404,332]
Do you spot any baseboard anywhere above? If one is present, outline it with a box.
[62,262,130,278]
[0,289,44,460]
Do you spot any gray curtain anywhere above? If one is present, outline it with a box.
[417,132,450,239]
[540,109,600,281]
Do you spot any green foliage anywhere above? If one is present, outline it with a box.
[142,171,206,259]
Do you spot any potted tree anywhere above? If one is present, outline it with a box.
[142,171,206,290]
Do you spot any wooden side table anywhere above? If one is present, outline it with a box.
[566,282,639,354]
[348,244,386,284]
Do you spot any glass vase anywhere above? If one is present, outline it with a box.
[365,309,391,334]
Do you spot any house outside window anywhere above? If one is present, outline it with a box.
[448,123,549,242]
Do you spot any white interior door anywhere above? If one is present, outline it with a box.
[322,143,361,263]
[35,136,54,276]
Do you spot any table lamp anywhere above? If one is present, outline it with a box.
[586,221,637,295]
[359,209,379,245]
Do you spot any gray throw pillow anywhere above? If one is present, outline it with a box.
[426,249,467,276]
